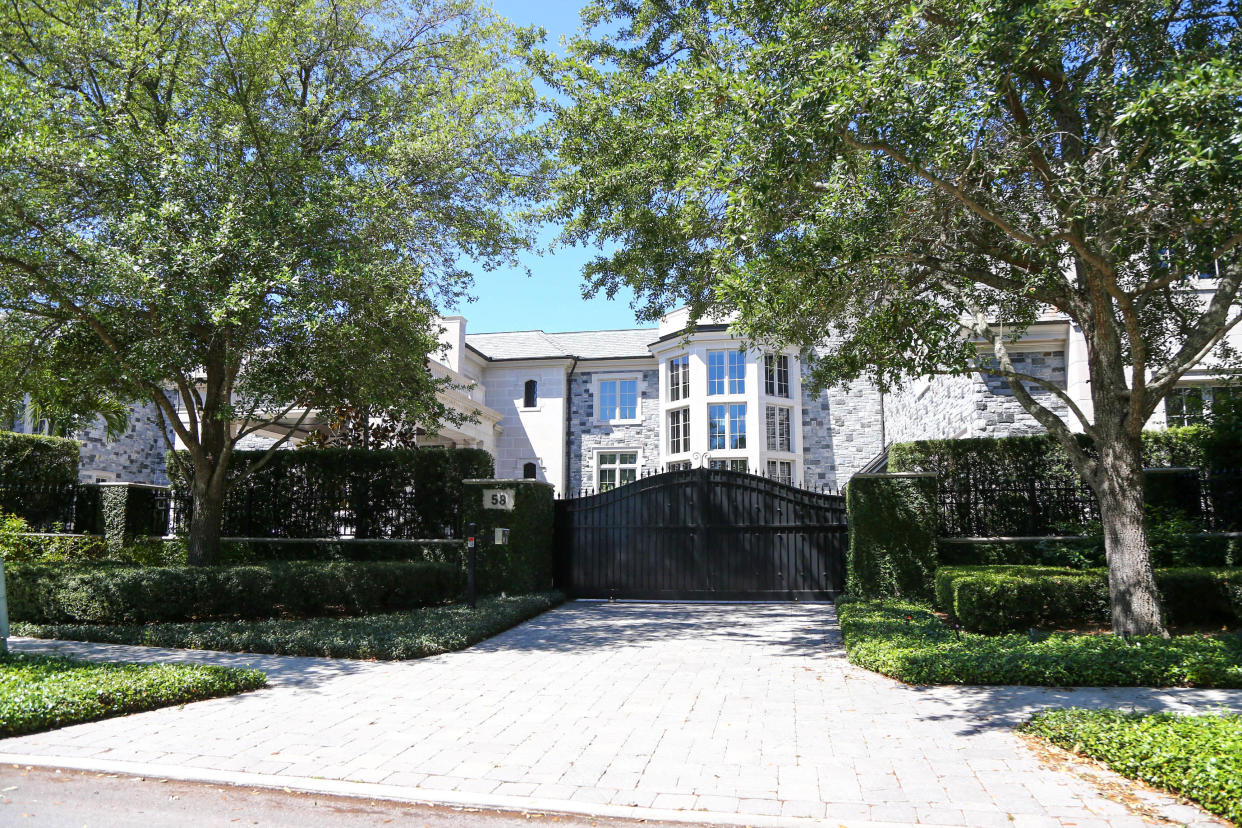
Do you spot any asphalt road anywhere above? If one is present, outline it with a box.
[0,766,691,828]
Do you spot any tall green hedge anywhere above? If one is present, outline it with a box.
[846,473,938,599]
[890,428,1242,485]
[0,431,80,486]
[461,480,555,595]
[167,447,494,539]
[5,560,464,624]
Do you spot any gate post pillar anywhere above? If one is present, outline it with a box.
[461,479,556,596]
[846,473,938,600]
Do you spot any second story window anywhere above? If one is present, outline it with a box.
[1167,385,1240,427]
[728,351,745,393]
[668,408,690,454]
[765,354,790,397]
[523,379,538,409]
[766,405,792,452]
[599,378,639,421]
[708,403,747,450]
[668,355,689,401]
[708,350,745,395]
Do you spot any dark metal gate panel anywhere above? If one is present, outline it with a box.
[554,468,846,600]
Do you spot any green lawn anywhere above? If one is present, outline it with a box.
[0,652,266,738]
[1024,709,1242,823]
[13,592,564,660]
[837,598,1242,687]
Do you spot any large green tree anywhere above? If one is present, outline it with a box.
[0,0,548,564]
[551,0,1242,634]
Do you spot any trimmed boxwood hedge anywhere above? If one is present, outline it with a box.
[0,652,266,737]
[5,560,464,624]
[1023,709,1242,824]
[935,565,1242,633]
[837,598,1242,687]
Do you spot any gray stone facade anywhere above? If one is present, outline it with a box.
[74,398,176,485]
[568,369,661,492]
[886,351,1068,443]
[801,378,886,488]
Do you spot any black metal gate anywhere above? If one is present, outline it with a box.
[554,467,847,600]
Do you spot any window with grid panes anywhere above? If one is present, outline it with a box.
[668,408,690,454]
[597,451,638,491]
[766,460,793,484]
[764,354,790,397]
[668,355,689,401]
[599,379,638,420]
[765,405,792,451]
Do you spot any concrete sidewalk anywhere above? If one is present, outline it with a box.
[3,602,1239,827]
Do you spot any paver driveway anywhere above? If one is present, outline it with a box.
[4,602,1241,827]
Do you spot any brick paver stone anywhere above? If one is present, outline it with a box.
[3,603,1239,827]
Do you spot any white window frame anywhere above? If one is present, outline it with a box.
[764,354,790,398]
[706,350,745,396]
[594,374,643,424]
[766,405,793,452]
[1166,384,1240,427]
[766,459,793,485]
[710,458,749,473]
[668,407,691,455]
[708,402,747,451]
[668,355,690,402]
[596,448,641,491]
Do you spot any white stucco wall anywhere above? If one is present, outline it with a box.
[480,361,569,493]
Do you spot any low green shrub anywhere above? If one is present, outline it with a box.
[837,598,1242,687]
[936,565,1242,633]
[1023,709,1242,824]
[5,560,464,624]
[15,592,565,661]
[0,652,266,738]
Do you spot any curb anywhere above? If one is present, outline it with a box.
[0,753,931,828]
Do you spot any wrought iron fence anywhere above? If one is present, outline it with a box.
[937,466,1242,537]
[172,479,459,539]
[0,482,101,533]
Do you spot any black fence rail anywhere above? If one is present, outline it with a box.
[171,480,459,540]
[0,483,101,534]
[937,466,1242,537]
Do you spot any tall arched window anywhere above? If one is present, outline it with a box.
[523,379,538,408]
[523,462,538,479]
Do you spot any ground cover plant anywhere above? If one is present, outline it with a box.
[0,653,266,738]
[837,598,1242,687]
[14,593,564,661]
[1023,709,1242,824]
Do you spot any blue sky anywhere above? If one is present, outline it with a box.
[446,0,644,335]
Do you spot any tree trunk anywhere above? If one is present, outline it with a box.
[1094,434,1167,637]
[186,474,226,566]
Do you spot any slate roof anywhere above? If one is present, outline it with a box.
[466,328,658,361]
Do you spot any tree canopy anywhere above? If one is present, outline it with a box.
[550,0,1242,634]
[0,0,549,561]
